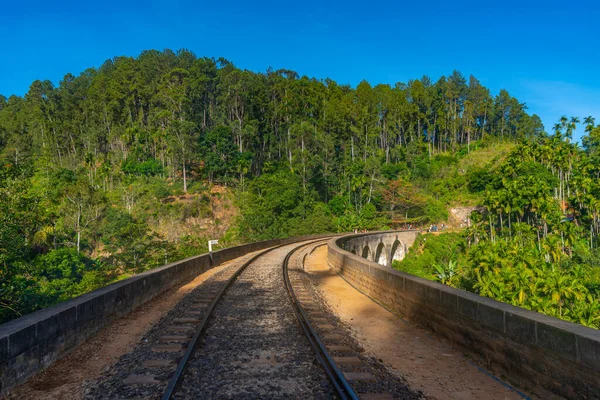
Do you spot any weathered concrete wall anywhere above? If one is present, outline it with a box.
[341,230,419,267]
[328,233,600,399]
[0,234,331,394]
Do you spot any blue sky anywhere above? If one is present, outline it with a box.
[2,0,600,141]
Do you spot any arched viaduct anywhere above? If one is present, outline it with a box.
[328,231,600,400]
[342,230,418,267]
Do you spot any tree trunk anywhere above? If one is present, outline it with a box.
[182,157,187,193]
[287,127,292,167]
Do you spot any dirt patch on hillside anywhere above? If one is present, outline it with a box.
[153,185,238,242]
[448,206,485,228]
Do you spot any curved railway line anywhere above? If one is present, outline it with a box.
[87,239,420,400]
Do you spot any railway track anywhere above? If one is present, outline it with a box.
[283,242,358,400]
[87,239,420,399]
[285,243,420,400]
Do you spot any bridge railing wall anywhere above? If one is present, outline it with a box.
[0,234,330,394]
[328,233,600,399]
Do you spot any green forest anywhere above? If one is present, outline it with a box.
[394,124,600,329]
[0,49,598,330]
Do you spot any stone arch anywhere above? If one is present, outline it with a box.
[375,242,387,266]
[390,239,405,263]
[362,245,370,259]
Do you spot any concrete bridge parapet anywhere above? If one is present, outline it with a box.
[328,232,600,400]
[0,233,337,395]
[341,230,419,267]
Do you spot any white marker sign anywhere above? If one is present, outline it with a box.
[208,239,219,253]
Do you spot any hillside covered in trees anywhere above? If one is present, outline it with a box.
[394,118,600,329]
[1,48,592,326]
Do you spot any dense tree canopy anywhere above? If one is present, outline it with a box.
[6,48,597,328]
[394,124,600,329]
[0,49,542,202]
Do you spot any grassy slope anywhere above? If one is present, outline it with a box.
[457,141,515,172]
[392,232,465,278]
[429,140,516,207]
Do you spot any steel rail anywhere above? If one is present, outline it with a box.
[283,241,359,400]
[161,238,331,399]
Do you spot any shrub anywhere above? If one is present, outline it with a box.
[393,233,465,279]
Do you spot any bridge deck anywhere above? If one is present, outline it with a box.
[305,245,538,400]
[2,253,255,399]
[6,241,423,399]
[5,237,548,399]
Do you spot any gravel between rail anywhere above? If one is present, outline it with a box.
[173,242,332,399]
[84,240,423,399]
[84,251,257,399]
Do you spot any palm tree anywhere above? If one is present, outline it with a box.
[542,270,586,317]
[529,296,557,317]
[508,268,533,305]
[474,271,508,300]
[573,296,600,329]
[584,116,596,133]
[553,122,563,139]
[542,235,563,263]
[560,115,569,131]
[565,116,580,143]
[558,221,580,257]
